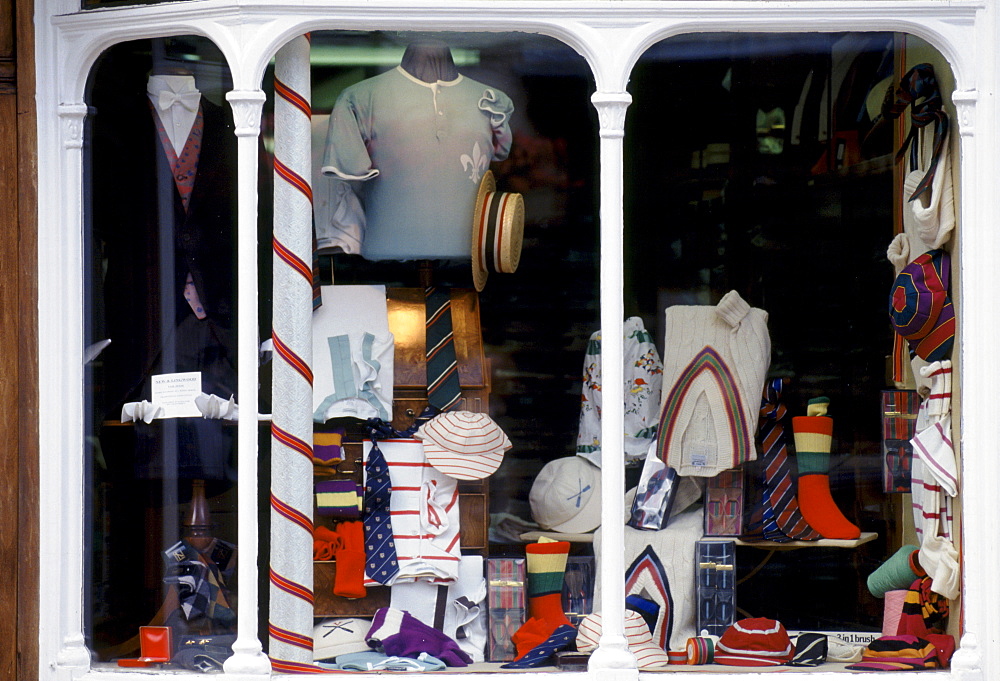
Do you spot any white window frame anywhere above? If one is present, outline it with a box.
[37,1,997,679]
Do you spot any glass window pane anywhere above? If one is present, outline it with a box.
[84,36,240,665]
[259,29,598,666]
[625,30,961,649]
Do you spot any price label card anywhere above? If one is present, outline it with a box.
[151,372,202,418]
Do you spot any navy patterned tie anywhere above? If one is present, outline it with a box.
[500,624,576,669]
[363,436,399,584]
[425,287,462,412]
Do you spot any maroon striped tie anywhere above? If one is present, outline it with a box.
[748,378,821,541]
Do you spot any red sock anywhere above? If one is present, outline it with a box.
[797,474,860,540]
[332,521,368,598]
[512,617,554,659]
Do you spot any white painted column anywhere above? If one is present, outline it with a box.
[51,102,92,681]
[222,88,272,677]
[950,84,989,681]
[587,91,637,678]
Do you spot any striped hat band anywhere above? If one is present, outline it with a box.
[472,170,525,292]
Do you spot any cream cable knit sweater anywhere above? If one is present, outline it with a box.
[657,290,771,477]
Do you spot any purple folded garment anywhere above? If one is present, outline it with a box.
[367,607,472,667]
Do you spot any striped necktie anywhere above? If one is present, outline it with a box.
[363,436,399,584]
[746,378,821,542]
[425,287,462,412]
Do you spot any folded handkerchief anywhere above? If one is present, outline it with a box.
[195,393,239,420]
[121,400,164,424]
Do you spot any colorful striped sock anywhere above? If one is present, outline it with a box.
[792,398,860,540]
[511,540,573,658]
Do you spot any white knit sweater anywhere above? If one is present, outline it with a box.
[657,290,771,477]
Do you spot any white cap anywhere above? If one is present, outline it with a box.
[529,456,602,533]
[416,411,512,481]
[313,618,372,661]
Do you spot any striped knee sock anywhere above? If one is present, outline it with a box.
[512,539,573,658]
[792,397,860,540]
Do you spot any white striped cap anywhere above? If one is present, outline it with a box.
[576,611,670,670]
[415,411,512,481]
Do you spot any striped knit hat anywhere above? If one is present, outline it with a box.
[715,618,794,667]
[416,411,512,481]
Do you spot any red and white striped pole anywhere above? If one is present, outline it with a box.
[269,35,322,673]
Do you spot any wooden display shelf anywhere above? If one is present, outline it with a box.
[735,531,878,550]
[519,530,878,549]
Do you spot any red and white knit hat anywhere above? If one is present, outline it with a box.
[416,411,512,481]
[715,618,794,667]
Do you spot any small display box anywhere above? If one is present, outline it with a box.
[487,558,526,662]
[881,390,920,493]
[696,539,736,638]
[704,469,743,536]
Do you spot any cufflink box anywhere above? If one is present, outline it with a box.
[555,650,590,671]
[116,626,173,667]
[696,539,736,638]
[487,558,526,661]
[704,469,743,536]
[881,390,919,493]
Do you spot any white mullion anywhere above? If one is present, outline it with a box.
[223,88,272,675]
[588,91,635,676]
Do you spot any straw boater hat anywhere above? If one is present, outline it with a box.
[472,170,524,292]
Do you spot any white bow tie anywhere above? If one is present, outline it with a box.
[157,90,201,112]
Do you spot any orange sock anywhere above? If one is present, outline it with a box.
[797,474,860,540]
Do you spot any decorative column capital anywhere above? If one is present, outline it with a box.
[952,89,977,138]
[57,103,88,149]
[591,91,632,139]
[226,89,267,137]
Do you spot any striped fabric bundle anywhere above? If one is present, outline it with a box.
[789,633,827,667]
[897,575,949,636]
[846,635,939,671]
[361,439,461,587]
[312,429,344,464]
[314,480,362,518]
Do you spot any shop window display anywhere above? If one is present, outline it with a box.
[81,26,960,673]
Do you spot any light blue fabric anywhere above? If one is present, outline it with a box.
[322,66,514,261]
[326,651,447,672]
[314,332,389,422]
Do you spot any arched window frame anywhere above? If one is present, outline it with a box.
[37,1,997,678]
